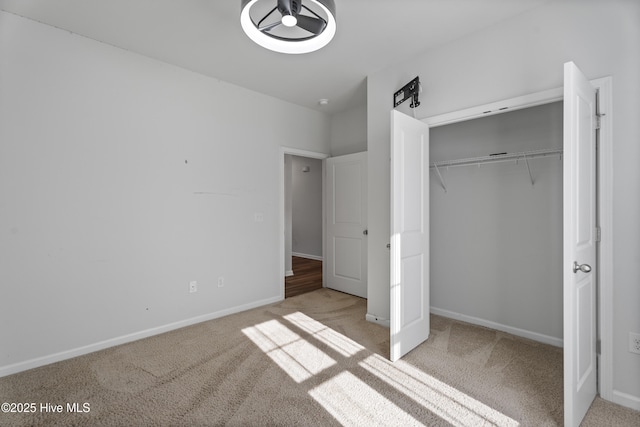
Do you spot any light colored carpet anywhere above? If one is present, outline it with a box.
[1,288,638,426]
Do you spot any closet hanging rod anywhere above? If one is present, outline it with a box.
[430,148,563,169]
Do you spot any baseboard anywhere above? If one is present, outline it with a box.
[0,295,283,378]
[611,390,640,411]
[430,307,563,348]
[285,270,294,277]
[292,252,323,261]
[366,313,390,328]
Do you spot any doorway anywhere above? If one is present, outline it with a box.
[279,147,329,300]
[424,73,613,425]
[429,101,564,346]
[278,148,369,300]
[423,80,612,353]
[285,154,324,298]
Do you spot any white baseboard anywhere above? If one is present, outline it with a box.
[0,295,283,378]
[366,313,390,328]
[430,307,563,348]
[611,390,640,411]
[292,252,323,261]
[285,270,294,277]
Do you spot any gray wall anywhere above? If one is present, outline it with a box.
[367,0,640,407]
[0,11,330,373]
[430,102,563,343]
[291,156,323,259]
[330,104,367,156]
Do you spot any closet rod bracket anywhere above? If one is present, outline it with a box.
[433,163,447,192]
[524,155,534,186]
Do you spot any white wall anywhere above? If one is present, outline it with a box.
[430,102,563,344]
[367,0,640,408]
[0,11,330,374]
[330,103,367,156]
[291,155,323,258]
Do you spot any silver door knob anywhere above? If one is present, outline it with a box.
[363,229,368,235]
[573,261,592,274]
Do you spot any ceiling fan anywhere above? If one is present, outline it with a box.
[258,0,328,37]
[240,0,337,54]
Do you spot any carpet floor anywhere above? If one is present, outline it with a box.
[1,288,638,426]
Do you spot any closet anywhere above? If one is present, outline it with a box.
[429,101,564,346]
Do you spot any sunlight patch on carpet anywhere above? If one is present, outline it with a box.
[284,312,364,357]
[360,354,519,427]
[309,371,423,427]
[242,319,335,383]
[245,312,518,426]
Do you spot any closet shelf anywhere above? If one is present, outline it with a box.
[430,148,563,169]
[430,148,563,192]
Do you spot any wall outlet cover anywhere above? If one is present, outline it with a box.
[630,332,640,355]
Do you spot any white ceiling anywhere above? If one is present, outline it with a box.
[0,0,552,115]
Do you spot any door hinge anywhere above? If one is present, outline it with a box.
[596,339,601,355]
[595,112,606,130]
[595,226,602,242]
[595,88,602,130]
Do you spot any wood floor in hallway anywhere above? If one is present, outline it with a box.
[285,256,322,298]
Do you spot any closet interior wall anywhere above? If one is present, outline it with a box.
[429,101,564,345]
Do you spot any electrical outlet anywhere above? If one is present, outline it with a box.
[189,281,198,293]
[630,332,640,355]
[217,277,224,288]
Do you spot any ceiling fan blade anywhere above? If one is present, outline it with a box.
[296,15,326,35]
[259,21,282,32]
[256,6,278,29]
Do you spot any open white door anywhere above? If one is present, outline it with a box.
[390,110,430,362]
[326,152,368,298]
[563,61,598,427]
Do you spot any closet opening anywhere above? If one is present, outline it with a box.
[421,74,614,417]
[428,101,565,347]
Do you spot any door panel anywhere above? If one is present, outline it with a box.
[326,152,368,298]
[334,165,362,223]
[402,254,423,326]
[334,237,362,280]
[390,110,430,362]
[563,61,597,427]
[577,277,595,388]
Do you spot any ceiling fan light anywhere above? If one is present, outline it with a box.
[240,0,337,54]
[281,14,297,27]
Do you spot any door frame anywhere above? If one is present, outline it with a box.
[422,77,614,403]
[279,147,330,300]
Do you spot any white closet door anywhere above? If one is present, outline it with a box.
[390,110,430,362]
[563,61,597,427]
[326,152,368,298]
